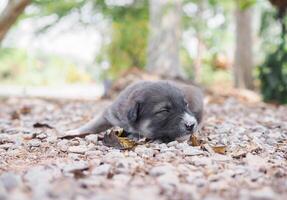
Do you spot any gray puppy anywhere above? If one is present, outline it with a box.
[64,81,203,142]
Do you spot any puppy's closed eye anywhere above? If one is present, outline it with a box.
[154,107,171,117]
[155,109,169,115]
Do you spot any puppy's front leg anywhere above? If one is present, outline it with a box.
[59,110,112,139]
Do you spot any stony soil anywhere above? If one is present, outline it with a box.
[0,93,286,200]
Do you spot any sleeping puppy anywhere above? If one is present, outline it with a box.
[63,81,203,142]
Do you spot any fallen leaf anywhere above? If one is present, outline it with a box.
[231,142,261,159]
[211,145,227,154]
[103,127,136,150]
[20,105,32,115]
[201,143,215,154]
[189,135,202,146]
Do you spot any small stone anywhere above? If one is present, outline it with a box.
[149,164,175,177]
[85,134,98,144]
[190,156,212,166]
[157,173,179,189]
[182,147,204,156]
[0,134,13,144]
[112,174,131,186]
[167,141,178,147]
[211,154,232,162]
[85,150,103,157]
[176,142,189,150]
[186,171,204,183]
[27,139,41,147]
[0,172,21,191]
[0,184,7,200]
[60,145,68,152]
[69,138,81,146]
[62,161,89,174]
[36,133,47,140]
[156,151,176,160]
[92,164,111,176]
[47,135,58,144]
[244,153,267,169]
[0,143,13,150]
[22,132,36,140]
[68,145,88,154]
[135,146,155,157]
[250,187,277,200]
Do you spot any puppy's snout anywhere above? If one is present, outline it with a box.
[185,122,195,131]
[183,113,197,133]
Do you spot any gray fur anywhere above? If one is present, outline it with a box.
[65,81,203,142]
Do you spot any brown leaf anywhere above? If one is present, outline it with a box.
[20,105,32,115]
[103,128,136,150]
[211,145,227,155]
[231,142,261,159]
[189,135,203,146]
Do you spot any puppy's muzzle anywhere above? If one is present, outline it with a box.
[183,113,197,133]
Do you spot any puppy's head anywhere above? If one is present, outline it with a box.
[127,82,198,141]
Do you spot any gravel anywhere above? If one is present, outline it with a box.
[0,96,286,200]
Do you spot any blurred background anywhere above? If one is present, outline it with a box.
[0,0,286,103]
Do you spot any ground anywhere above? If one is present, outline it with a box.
[0,90,286,200]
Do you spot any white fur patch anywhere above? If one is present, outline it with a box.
[183,113,198,130]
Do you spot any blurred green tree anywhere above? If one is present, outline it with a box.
[259,0,287,104]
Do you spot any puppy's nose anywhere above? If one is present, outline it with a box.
[185,122,195,131]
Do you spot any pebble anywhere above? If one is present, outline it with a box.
[167,141,178,147]
[176,142,189,150]
[211,154,232,162]
[36,133,47,140]
[149,164,175,177]
[250,187,277,200]
[134,146,155,157]
[157,173,179,189]
[27,139,41,147]
[85,134,98,144]
[0,134,13,144]
[190,156,213,166]
[68,145,88,154]
[92,164,112,176]
[85,150,103,157]
[0,172,21,191]
[182,147,204,156]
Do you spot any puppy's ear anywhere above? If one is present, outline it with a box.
[127,102,141,122]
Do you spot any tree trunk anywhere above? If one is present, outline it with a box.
[193,2,204,83]
[147,0,184,79]
[233,5,254,90]
[0,0,31,44]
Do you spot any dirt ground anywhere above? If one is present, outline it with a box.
[0,90,286,200]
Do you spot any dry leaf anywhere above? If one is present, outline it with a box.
[211,145,227,154]
[103,128,136,150]
[189,135,202,146]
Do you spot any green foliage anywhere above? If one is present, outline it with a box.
[107,17,148,78]
[238,0,256,10]
[94,0,149,79]
[182,0,233,80]
[23,0,149,80]
[259,12,287,104]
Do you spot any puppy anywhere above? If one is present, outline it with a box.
[63,81,203,142]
